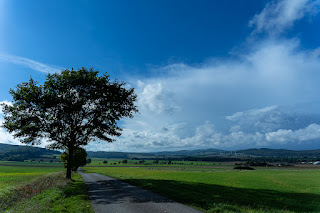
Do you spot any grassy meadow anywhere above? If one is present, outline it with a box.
[84,159,320,212]
[0,161,93,212]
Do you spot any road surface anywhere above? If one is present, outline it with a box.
[79,170,202,213]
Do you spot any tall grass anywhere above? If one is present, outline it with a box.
[4,174,94,213]
[0,171,66,211]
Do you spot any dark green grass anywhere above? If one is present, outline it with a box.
[4,174,94,213]
[84,165,320,212]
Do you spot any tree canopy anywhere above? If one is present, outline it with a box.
[1,68,138,178]
[60,147,87,172]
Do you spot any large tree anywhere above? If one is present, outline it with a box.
[1,68,138,178]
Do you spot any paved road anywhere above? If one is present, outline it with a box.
[79,170,202,213]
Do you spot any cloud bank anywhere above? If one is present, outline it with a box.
[1,0,320,152]
[85,0,320,151]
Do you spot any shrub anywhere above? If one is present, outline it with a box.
[233,166,255,170]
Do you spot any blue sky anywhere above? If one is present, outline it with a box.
[1,0,320,152]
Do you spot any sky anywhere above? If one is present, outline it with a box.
[1,0,320,152]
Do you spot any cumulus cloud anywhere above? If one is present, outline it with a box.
[137,81,180,114]
[0,53,62,73]
[266,123,320,143]
[249,0,320,36]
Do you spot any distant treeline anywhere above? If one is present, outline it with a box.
[87,148,320,160]
[0,143,60,161]
[2,143,320,162]
[237,148,320,158]
[87,151,129,158]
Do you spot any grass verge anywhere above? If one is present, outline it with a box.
[3,173,93,213]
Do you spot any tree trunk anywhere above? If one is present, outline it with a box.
[66,146,74,179]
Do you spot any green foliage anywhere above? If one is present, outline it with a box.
[60,147,87,172]
[1,68,138,178]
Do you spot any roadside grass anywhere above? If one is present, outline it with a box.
[0,171,66,211]
[0,164,64,195]
[5,174,94,213]
[84,165,320,212]
[0,161,93,212]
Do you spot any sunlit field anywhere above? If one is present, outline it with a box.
[84,160,320,212]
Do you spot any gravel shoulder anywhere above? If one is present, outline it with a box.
[79,169,202,213]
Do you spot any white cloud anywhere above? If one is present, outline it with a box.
[137,81,180,114]
[266,123,320,143]
[249,0,320,36]
[226,105,278,121]
[0,101,21,145]
[0,53,62,73]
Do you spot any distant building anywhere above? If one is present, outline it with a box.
[313,161,320,165]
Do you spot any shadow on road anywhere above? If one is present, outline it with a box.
[122,179,320,212]
[84,178,173,205]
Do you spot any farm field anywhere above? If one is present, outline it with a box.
[84,160,320,212]
[0,161,64,195]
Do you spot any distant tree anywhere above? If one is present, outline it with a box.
[60,147,87,172]
[86,158,92,164]
[122,159,128,164]
[1,68,138,179]
[103,160,108,164]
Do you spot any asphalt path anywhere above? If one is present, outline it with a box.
[79,169,203,213]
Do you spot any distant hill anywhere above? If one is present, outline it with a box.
[2,143,320,161]
[0,143,60,161]
[88,148,320,160]
[237,148,320,158]
[87,148,222,159]
[152,148,221,157]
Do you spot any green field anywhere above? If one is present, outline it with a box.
[84,161,320,212]
[0,161,64,195]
